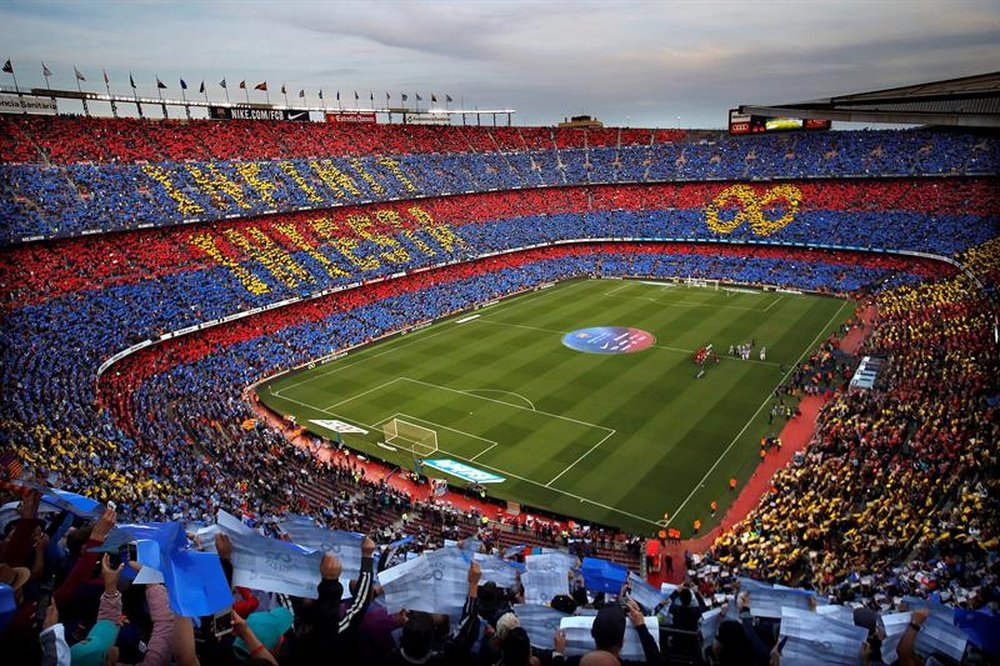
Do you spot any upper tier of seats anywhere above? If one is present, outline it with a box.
[1,115,996,243]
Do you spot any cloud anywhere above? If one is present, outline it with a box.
[1,0,997,126]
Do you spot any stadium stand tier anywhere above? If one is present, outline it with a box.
[1,117,998,664]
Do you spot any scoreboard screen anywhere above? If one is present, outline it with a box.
[729,109,830,135]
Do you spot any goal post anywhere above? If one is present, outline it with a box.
[684,277,719,290]
[383,418,439,457]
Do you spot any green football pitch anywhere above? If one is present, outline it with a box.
[259,279,853,536]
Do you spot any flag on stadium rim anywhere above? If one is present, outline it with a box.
[42,62,52,77]
[254,81,267,91]
[180,78,188,90]
[416,93,422,101]
[74,65,86,81]
[3,59,13,73]
[318,89,323,99]
[336,90,340,100]
[199,80,205,93]
[129,72,137,88]
[354,90,359,100]
[446,94,453,103]
[103,69,110,85]
[385,91,390,101]
[280,82,286,94]
[431,93,437,102]
[369,91,373,101]
[401,93,408,101]
[298,89,305,98]
[239,80,246,89]
[156,76,167,89]
[219,77,227,89]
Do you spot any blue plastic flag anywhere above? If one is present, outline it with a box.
[954,608,1000,654]
[581,557,628,594]
[166,550,233,617]
[43,488,103,518]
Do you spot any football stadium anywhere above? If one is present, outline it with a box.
[1,3,999,665]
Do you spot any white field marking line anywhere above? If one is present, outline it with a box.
[271,391,660,527]
[460,388,537,411]
[602,282,633,296]
[398,376,614,433]
[763,295,784,312]
[274,326,454,396]
[470,441,502,461]
[322,376,407,410]
[602,292,762,311]
[278,281,592,397]
[473,278,594,321]
[665,299,849,527]
[380,411,499,447]
[475,319,566,336]
[544,429,617,487]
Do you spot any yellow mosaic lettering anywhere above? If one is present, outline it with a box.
[407,206,465,253]
[348,214,411,264]
[375,209,435,256]
[310,216,380,271]
[186,164,251,210]
[279,161,324,203]
[273,222,350,278]
[310,159,362,199]
[235,162,277,207]
[376,157,417,193]
[223,227,313,289]
[142,165,203,217]
[189,232,270,295]
[349,158,386,195]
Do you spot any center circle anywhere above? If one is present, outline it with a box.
[561,327,656,355]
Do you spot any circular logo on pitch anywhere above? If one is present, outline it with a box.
[562,327,656,355]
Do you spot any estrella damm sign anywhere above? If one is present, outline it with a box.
[704,184,803,237]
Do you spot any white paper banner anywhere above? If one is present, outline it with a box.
[220,526,323,599]
[513,604,568,650]
[779,607,868,666]
[559,615,660,660]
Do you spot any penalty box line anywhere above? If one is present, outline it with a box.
[272,390,659,528]
[396,377,617,490]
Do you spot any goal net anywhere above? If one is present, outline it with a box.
[684,277,719,290]
[383,418,439,457]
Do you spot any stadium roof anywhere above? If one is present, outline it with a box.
[740,71,1000,128]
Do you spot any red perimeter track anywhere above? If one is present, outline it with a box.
[248,302,877,583]
[644,304,877,586]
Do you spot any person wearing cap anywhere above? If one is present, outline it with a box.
[553,598,662,665]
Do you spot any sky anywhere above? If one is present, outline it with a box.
[1,0,998,128]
